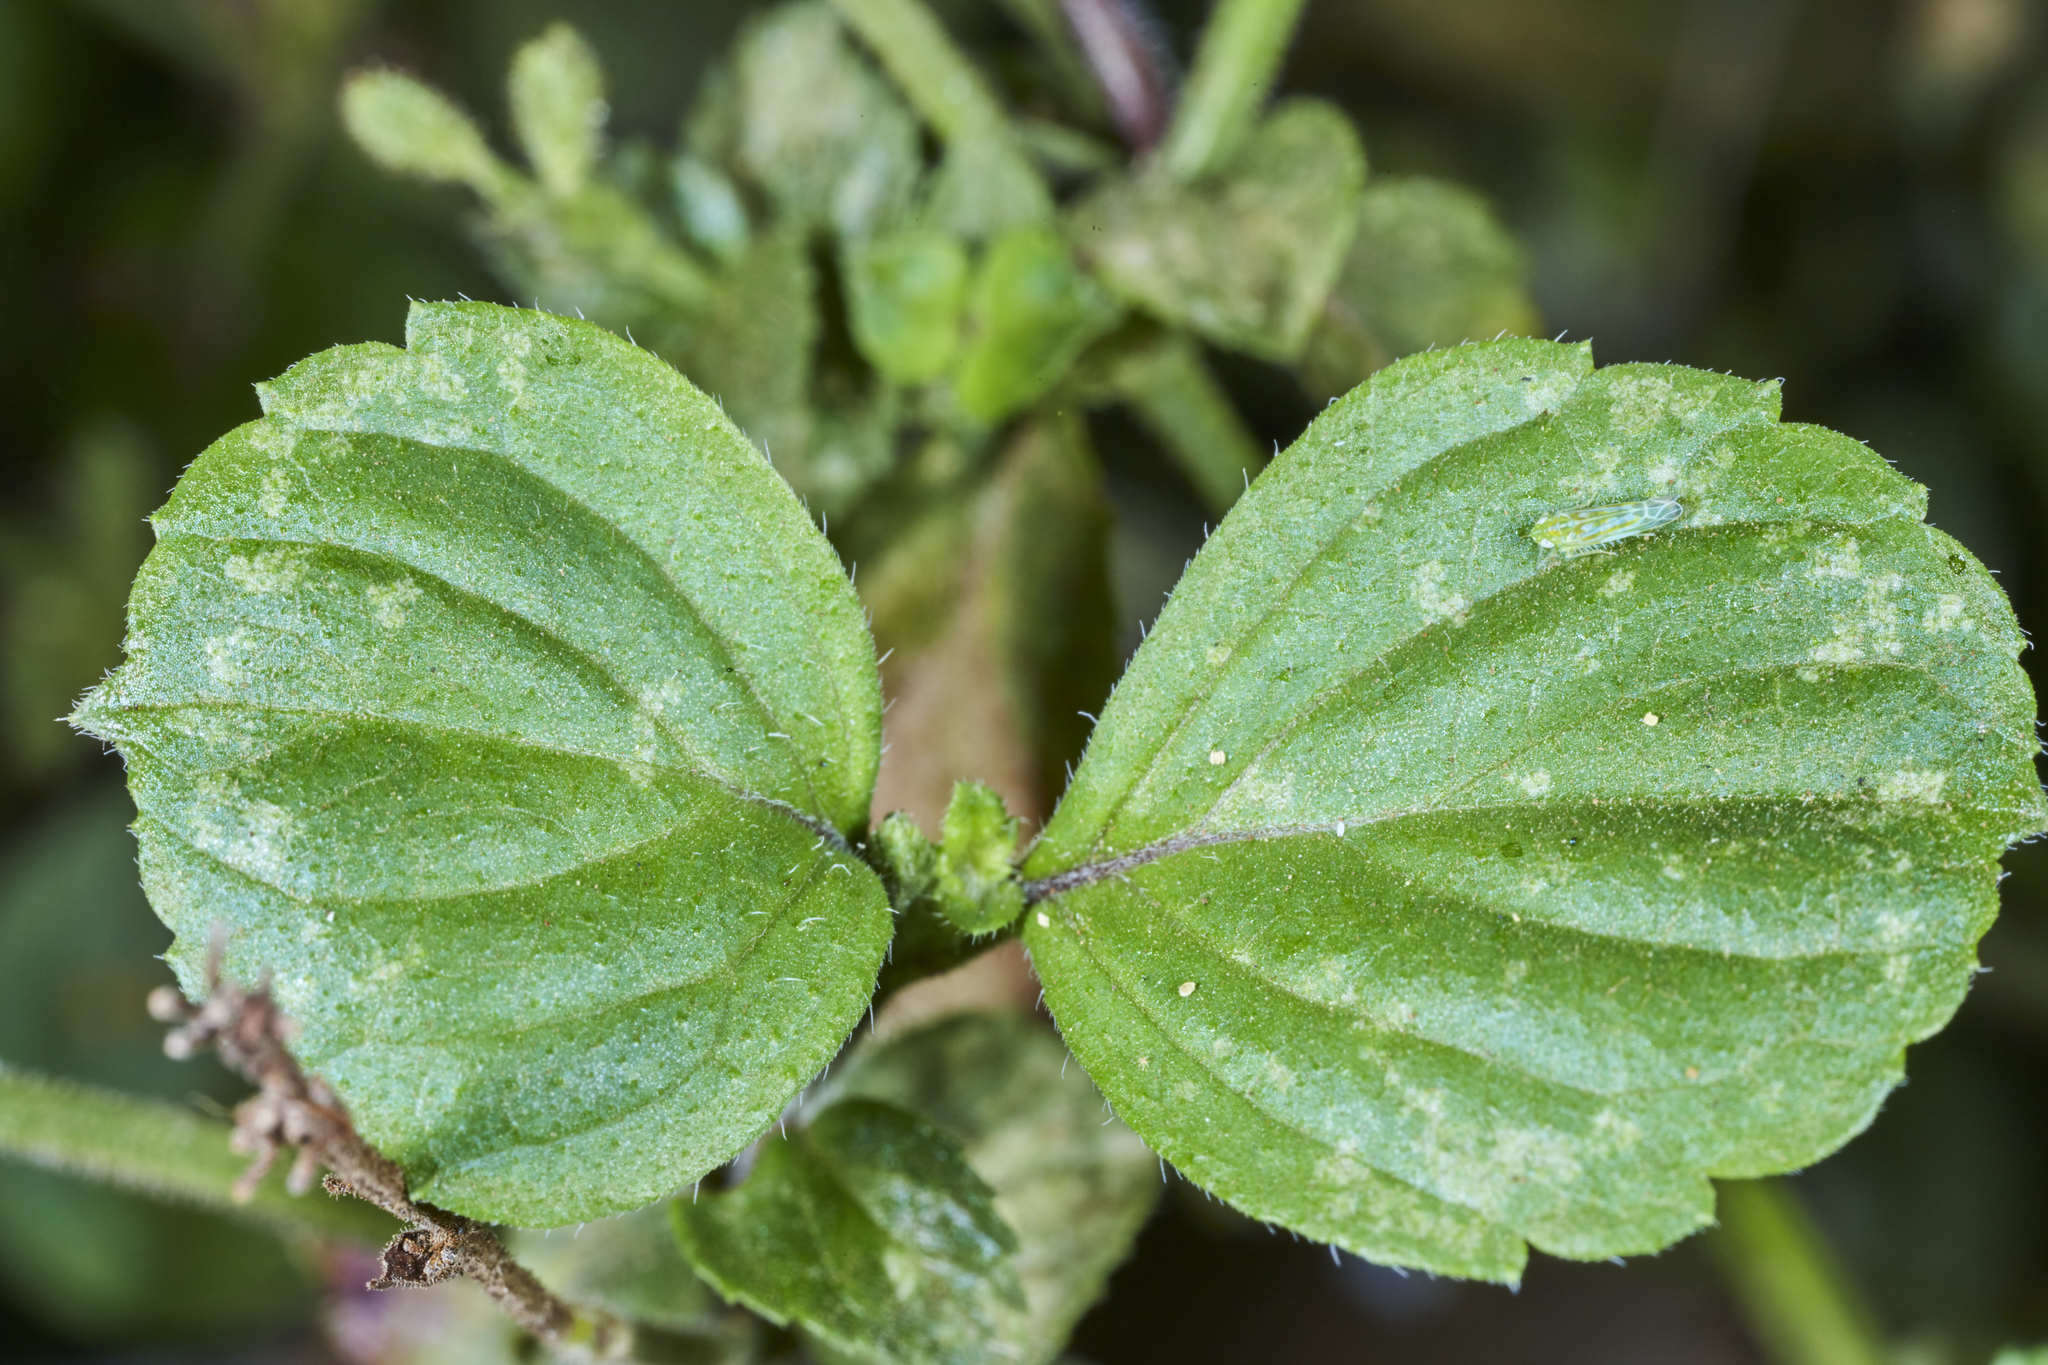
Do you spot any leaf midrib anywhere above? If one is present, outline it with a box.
[1029,647,2021,909]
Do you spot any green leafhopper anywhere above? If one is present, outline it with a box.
[1529,496,1684,557]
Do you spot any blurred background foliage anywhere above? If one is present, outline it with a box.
[2,0,2047,1361]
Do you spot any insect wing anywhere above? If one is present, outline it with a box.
[1532,497,1683,553]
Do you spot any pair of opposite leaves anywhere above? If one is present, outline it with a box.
[76,301,2044,1285]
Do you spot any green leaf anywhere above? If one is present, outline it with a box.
[507,23,608,198]
[824,0,1054,237]
[1069,99,1366,361]
[347,38,716,326]
[1021,339,2046,1283]
[73,301,891,1227]
[955,227,1121,424]
[1305,176,1540,395]
[680,1012,1159,1365]
[480,167,714,316]
[341,68,514,200]
[923,135,1057,241]
[673,1098,1025,1363]
[844,228,970,385]
[352,52,720,331]
[716,1,921,236]
[656,228,819,479]
[818,1012,1161,1365]
[653,219,905,519]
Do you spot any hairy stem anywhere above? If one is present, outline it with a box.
[1159,0,1309,180]
[0,1065,389,1244]
[1710,1179,1889,1365]
[150,944,639,1360]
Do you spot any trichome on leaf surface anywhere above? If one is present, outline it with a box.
[18,1,2046,1362]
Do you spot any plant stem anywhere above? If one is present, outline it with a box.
[827,0,1013,143]
[1113,336,1265,514]
[1159,0,1310,181]
[0,1063,389,1244]
[1710,1179,1889,1365]
[146,955,640,1360]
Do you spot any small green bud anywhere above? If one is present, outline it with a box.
[873,810,939,906]
[934,781,1025,935]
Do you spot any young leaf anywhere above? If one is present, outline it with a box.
[923,135,1057,241]
[844,227,971,385]
[826,0,1053,235]
[483,179,714,323]
[73,301,891,1228]
[653,228,823,498]
[955,227,1121,424]
[673,1098,1026,1364]
[714,1,921,236]
[507,22,608,199]
[340,69,514,200]
[817,1012,1161,1365]
[1305,176,1541,395]
[1021,339,2046,1283]
[872,782,1026,941]
[670,155,751,262]
[1069,99,1366,362]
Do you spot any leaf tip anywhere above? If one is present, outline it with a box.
[66,680,119,744]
